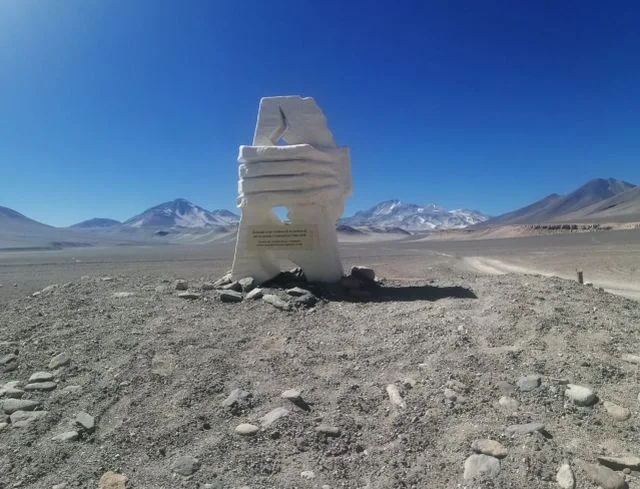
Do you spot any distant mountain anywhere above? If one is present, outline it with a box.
[0,206,52,229]
[561,185,640,223]
[340,200,489,231]
[484,178,636,225]
[70,218,121,229]
[122,198,240,229]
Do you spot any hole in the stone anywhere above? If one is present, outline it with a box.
[272,206,290,223]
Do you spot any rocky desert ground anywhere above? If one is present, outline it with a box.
[1,232,639,488]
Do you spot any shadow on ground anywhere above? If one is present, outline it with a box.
[363,284,477,302]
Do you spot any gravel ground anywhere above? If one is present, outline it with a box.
[1,266,639,489]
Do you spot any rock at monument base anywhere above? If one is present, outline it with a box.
[351,266,375,282]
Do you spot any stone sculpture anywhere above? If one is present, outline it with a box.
[231,96,352,283]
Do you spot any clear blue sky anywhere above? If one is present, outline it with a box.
[1,0,639,226]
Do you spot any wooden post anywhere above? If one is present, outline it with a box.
[577,270,584,284]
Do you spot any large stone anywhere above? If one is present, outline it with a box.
[598,456,640,471]
[576,460,627,489]
[172,455,201,476]
[351,266,375,282]
[262,294,292,311]
[565,384,596,406]
[235,423,259,436]
[29,371,54,383]
[260,407,290,427]
[49,352,71,369]
[281,389,301,401]
[245,288,263,300]
[517,374,541,392]
[219,290,243,303]
[98,471,127,489]
[471,439,508,458]
[238,277,256,292]
[75,412,96,432]
[24,381,57,392]
[463,454,501,480]
[603,401,631,421]
[556,463,575,489]
[1,399,39,414]
[0,381,24,399]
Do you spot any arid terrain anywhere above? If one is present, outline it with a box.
[1,231,639,488]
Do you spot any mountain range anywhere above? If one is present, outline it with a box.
[484,178,639,226]
[340,200,489,231]
[2,177,640,250]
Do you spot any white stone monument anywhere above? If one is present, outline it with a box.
[231,96,352,283]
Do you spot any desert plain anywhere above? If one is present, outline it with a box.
[1,230,639,488]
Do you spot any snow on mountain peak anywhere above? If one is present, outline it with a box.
[341,200,488,231]
[122,199,239,229]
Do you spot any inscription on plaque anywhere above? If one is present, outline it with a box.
[247,225,317,250]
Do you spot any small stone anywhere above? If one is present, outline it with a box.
[445,380,468,392]
[61,385,82,395]
[386,384,406,408]
[603,401,631,421]
[40,284,59,295]
[245,288,263,300]
[235,423,259,436]
[201,282,216,290]
[174,279,189,290]
[505,422,545,435]
[576,460,626,489]
[565,384,597,406]
[498,396,519,411]
[463,454,501,480]
[315,425,341,437]
[221,281,242,292]
[0,381,24,399]
[621,353,640,364]
[471,439,508,458]
[597,455,640,471]
[219,290,243,303]
[172,455,201,476]
[286,287,310,297]
[75,412,95,432]
[293,293,318,307]
[262,294,292,311]
[443,388,457,400]
[238,277,256,292]
[1,399,39,414]
[351,266,375,281]
[517,374,541,392]
[0,422,7,431]
[52,484,68,489]
[48,352,71,369]
[98,471,127,489]
[222,388,251,408]
[29,371,54,383]
[0,353,18,372]
[101,276,115,282]
[112,292,134,298]
[260,407,290,427]
[10,410,47,427]
[300,471,315,480]
[51,431,79,442]
[281,389,301,401]
[24,381,57,392]
[556,463,575,489]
